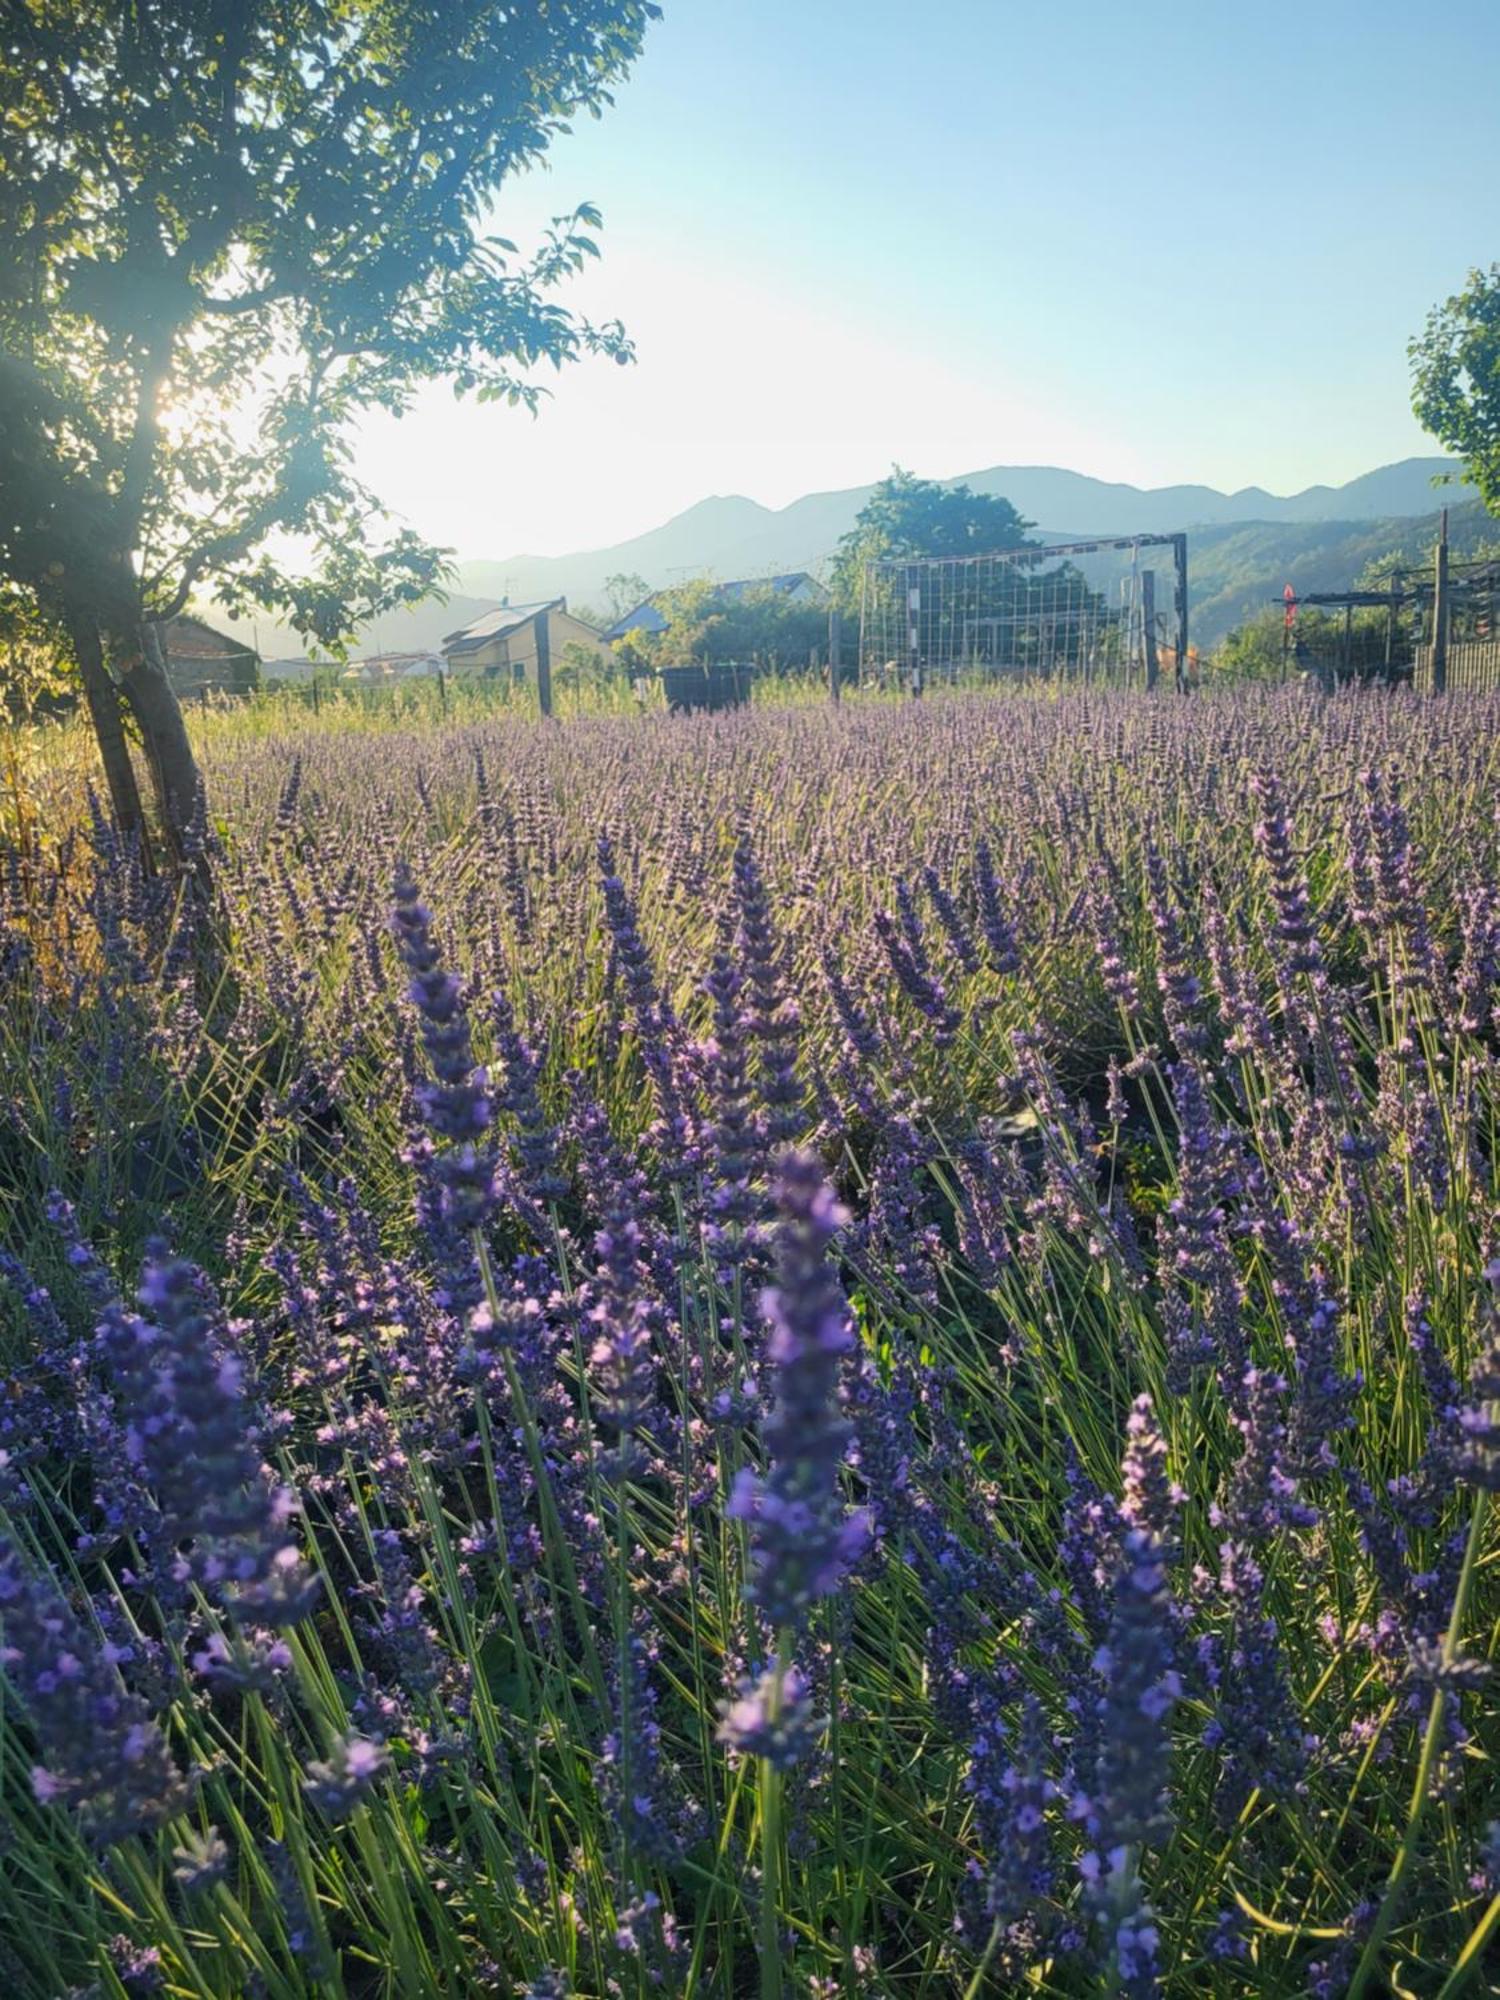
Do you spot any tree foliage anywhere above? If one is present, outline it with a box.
[830,466,1035,609]
[630,577,827,669]
[1410,265,1500,515]
[0,0,658,846]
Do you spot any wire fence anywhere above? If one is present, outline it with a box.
[858,535,1190,690]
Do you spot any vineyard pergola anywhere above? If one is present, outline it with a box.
[1282,552,1500,694]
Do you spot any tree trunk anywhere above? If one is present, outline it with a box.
[115,619,204,861]
[66,611,149,849]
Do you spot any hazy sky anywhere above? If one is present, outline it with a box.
[354,0,1500,562]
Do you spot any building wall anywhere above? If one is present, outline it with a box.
[450,610,612,681]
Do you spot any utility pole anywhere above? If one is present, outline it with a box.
[535,607,554,718]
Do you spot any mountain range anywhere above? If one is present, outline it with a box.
[451,456,1468,615]
[259,455,1480,659]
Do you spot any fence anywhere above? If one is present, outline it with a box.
[1413,639,1500,695]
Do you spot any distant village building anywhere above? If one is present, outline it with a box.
[441,599,609,681]
[343,650,446,684]
[602,571,826,642]
[161,616,259,699]
[260,656,324,686]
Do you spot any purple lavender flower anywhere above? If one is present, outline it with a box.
[392,863,499,1231]
[302,1732,387,1821]
[586,1206,662,1472]
[974,837,1021,976]
[716,1662,822,1769]
[1252,770,1322,976]
[490,982,568,1204]
[1076,1403,1182,1998]
[702,946,763,1251]
[1145,844,1208,1055]
[108,1936,165,1993]
[728,1154,872,1635]
[732,827,805,1146]
[0,1538,191,1841]
[975,1695,1059,1971]
[599,1619,699,1862]
[1456,1273,1500,1490]
[872,904,960,1044]
[171,1826,231,1893]
[597,834,695,1173]
[921,862,980,977]
[1200,1540,1309,1817]
[122,1244,316,1622]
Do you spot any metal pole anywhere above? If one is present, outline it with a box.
[1173,534,1189,691]
[1142,570,1159,691]
[828,609,842,703]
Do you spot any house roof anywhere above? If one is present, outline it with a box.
[717,571,821,602]
[164,614,257,661]
[442,598,564,654]
[602,602,671,641]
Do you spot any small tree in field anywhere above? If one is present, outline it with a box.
[1411,265,1500,515]
[0,0,658,856]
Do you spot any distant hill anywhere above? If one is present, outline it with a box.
[455,457,1469,612]
[1186,501,1497,647]
[260,590,503,664]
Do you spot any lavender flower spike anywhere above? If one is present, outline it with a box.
[391,863,498,1231]
[0,1538,192,1842]
[126,1245,317,1623]
[728,1153,872,1634]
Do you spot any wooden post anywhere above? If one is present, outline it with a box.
[535,608,553,718]
[828,609,843,703]
[1432,508,1449,695]
[1142,569,1159,691]
[438,667,448,716]
[1384,570,1400,677]
[1172,534,1189,691]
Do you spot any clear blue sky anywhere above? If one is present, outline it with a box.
[355,0,1500,560]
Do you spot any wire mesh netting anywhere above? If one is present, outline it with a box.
[858,535,1189,689]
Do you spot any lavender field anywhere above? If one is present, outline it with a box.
[3,685,1500,1998]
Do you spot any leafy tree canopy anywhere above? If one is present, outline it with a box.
[627,576,827,669]
[1411,265,1500,515]
[831,466,1035,608]
[0,0,658,845]
[603,571,651,619]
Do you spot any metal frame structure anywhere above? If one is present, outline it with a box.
[859,533,1190,693]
